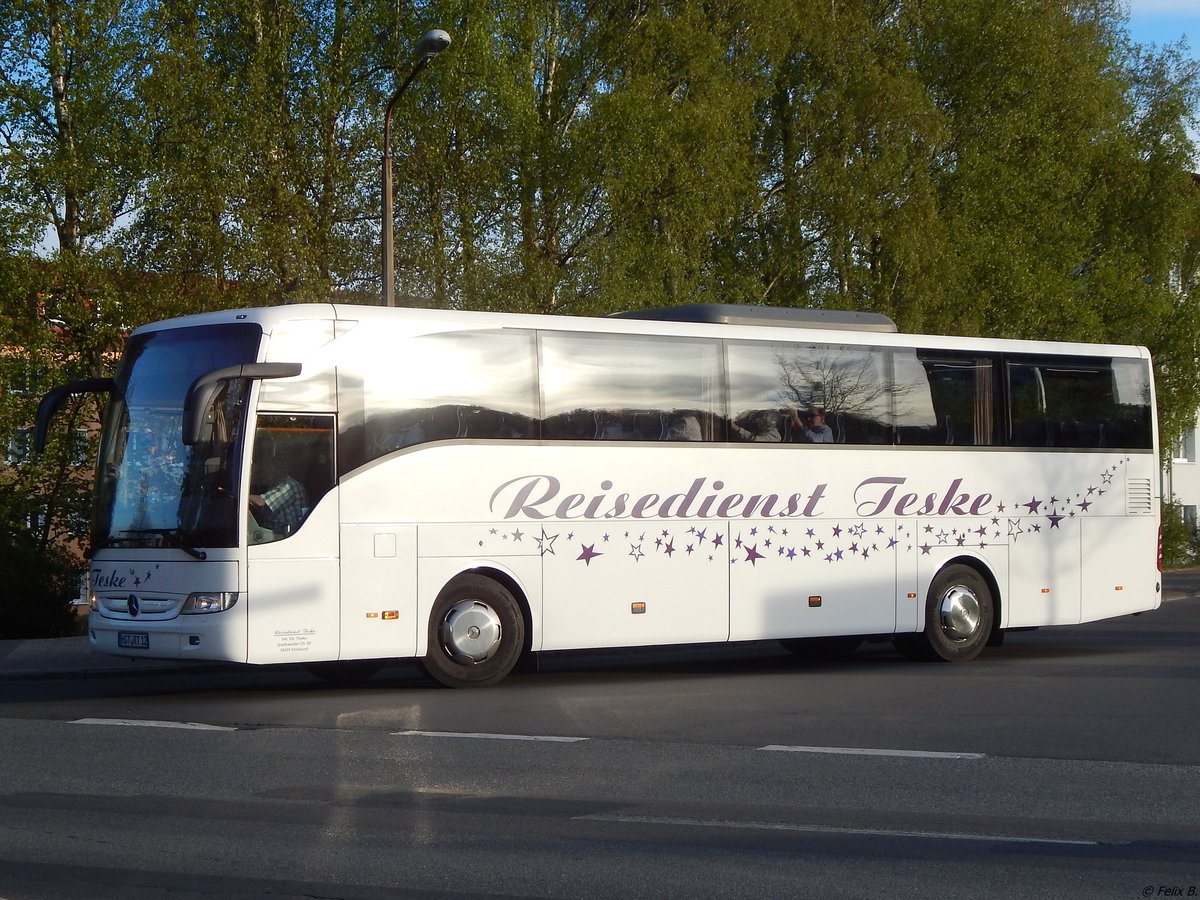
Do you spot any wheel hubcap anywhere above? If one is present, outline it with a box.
[938,584,981,642]
[440,599,502,664]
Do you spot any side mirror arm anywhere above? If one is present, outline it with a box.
[34,378,115,453]
[182,363,302,446]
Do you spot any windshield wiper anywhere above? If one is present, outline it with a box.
[117,529,208,560]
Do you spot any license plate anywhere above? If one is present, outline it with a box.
[118,632,149,650]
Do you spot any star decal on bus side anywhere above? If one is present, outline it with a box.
[536,529,558,556]
[476,459,1135,579]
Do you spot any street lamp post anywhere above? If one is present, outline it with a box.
[382,28,451,308]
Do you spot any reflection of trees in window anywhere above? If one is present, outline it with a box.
[770,349,889,420]
[541,406,711,442]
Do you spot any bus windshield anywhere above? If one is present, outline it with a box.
[93,323,263,552]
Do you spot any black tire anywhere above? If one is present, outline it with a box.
[305,660,385,684]
[421,575,525,688]
[894,564,994,662]
[779,636,863,658]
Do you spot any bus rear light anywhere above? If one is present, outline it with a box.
[181,592,239,614]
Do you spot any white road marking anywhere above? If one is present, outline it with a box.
[393,730,588,743]
[577,814,1099,846]
[759,744,985,760]
[71,718,236,731]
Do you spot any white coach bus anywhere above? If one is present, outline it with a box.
[36,303,1160,686]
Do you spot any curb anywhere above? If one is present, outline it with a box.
[0,656,239,682]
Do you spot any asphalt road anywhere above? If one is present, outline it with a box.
[0,597,1198,899]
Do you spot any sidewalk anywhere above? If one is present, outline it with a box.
[0,633,234,681]
[2,576,1195,681]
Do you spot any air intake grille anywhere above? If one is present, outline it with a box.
[1126,478,1153,514]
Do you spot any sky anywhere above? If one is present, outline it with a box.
[1125,0,1200,52]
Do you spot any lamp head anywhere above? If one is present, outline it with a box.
[415,29,451,60]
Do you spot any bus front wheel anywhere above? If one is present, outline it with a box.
[894,564,993,662]
[422,575,525,688]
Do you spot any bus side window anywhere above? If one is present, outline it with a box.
[726,342,892,446]
[1035,359,1145,449]
[900,355,995,447]
[250,414,335,542]
[539,332,723,444]
[298,422,336,506]
[1007,362,1051,447]
[341,328,539,470]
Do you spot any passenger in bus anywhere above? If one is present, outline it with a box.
[789,406,833,443]
[668,414,702,441]
[249,458,309,536]
[732,410,781,442]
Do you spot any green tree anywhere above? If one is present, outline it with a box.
[0,0,151,256]
[126,0,386,302]
[729,0,950,318]
[2,0,1200,603]
[585,2,759,313]
[0,527,80,640]
[0,1,156,595]
[1089,41,1200,447]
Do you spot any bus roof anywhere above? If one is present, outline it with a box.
[128,302,1150,361]
[610,304,898,332]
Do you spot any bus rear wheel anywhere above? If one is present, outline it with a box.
[894,564,993,662]
[422,575,525,688]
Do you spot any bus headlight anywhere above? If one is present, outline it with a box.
[181,592,239,614]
